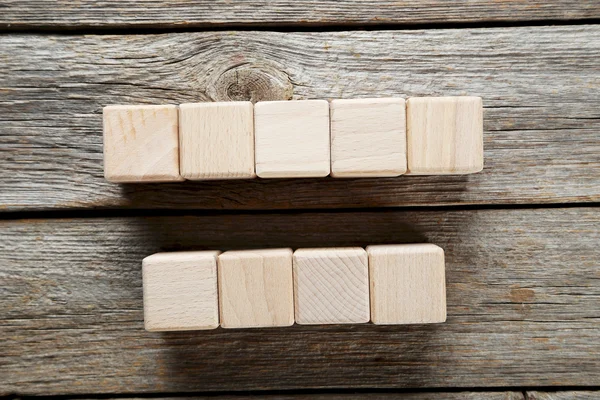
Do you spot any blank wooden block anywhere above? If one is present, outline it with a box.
[218,248,294,328]
[179,102,255,180]
[330,98,407,177]
[254,100,330,178]
[142,251,220,331]
[103,104,183,182]
[293,247,370,325]
[406,96,483,174]
[367,244,446,325]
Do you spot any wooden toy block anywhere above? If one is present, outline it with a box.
[406,96,483,174]
[179,102,255,180]
[330,98,407,177]
[103,104,183,182]
[293,247,370,325]
[254,100,330,178]
[367,244,446,325]
[218,248,294,328]
[142,251,220,331]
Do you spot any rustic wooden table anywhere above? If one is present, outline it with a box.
[2,2,600,399]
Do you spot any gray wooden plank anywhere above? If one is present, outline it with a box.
[1,0,599,29]
[1,26,599,211]
[527,392,600,400]
[1,207,599,394]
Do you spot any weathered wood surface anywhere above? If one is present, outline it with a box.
[527,392,600,400]
[2,1,599,30]
[1,26,599,211]
[2,207,599,394]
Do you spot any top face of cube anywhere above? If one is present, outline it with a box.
[179,101,255,180]
[330,98,407,177]
[142,251,220,331]
[367,243,444,257]
[254,100,330,178]
[103,104,182,182]
[367,244,446,325]
[218,248,293,261]
[218,248,294,329]
[293,247,370,325]
[406,96,483,175]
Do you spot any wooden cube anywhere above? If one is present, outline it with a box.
[406,96,483,174]
[179,102,255,180]
[293,247,370,324]
[254,100,330,178]
[218,248,294,328]
[103,105,183,182]
[367,244,446,325]
[330,98,407,177]
[142,251,220,331]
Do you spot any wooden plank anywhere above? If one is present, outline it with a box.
[2,207,599,394]
[1,1,599,29]
[527,392,600,400]
[1,26,600,211]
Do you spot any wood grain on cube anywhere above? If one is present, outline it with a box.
[367,244,446,325]
[142,251,220,331]
[330,98,406,177]
[406,96,483,175]
[179,102,255,180]
[218,248,294,328]
[103,105,183,182]
[293,247,369,325]
[254,100,330,178]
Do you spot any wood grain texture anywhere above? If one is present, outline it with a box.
[527,392,600,400]
[2,1,599,29]
[293,247,370,325]
[2,207,600,393]
[330,98,406,178]
[2,26,600,210]
[218,248,294,328]
[179,101,255,180]
[103,105,183,182]
[143,251,220,331]
[367,244,446,325]
[407,97,483,175]
[255,100,330,178]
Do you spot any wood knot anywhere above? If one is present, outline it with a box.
[509,287,535,303]
[207,63,293,103]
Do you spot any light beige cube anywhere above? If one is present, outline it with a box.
[218,248,294,328]
[293,247,370,325]
[406,96,483,174]
[142,251,220,331]
[254,100,330,178]
[103,104,183,182]
[179,102,255,180]
[367,244,446,325]
[330,98,407,177]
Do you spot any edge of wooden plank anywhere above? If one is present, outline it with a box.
[2,1,600,29]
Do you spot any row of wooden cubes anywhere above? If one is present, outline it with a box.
[143,244,446,331]
[104,97,483,182]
